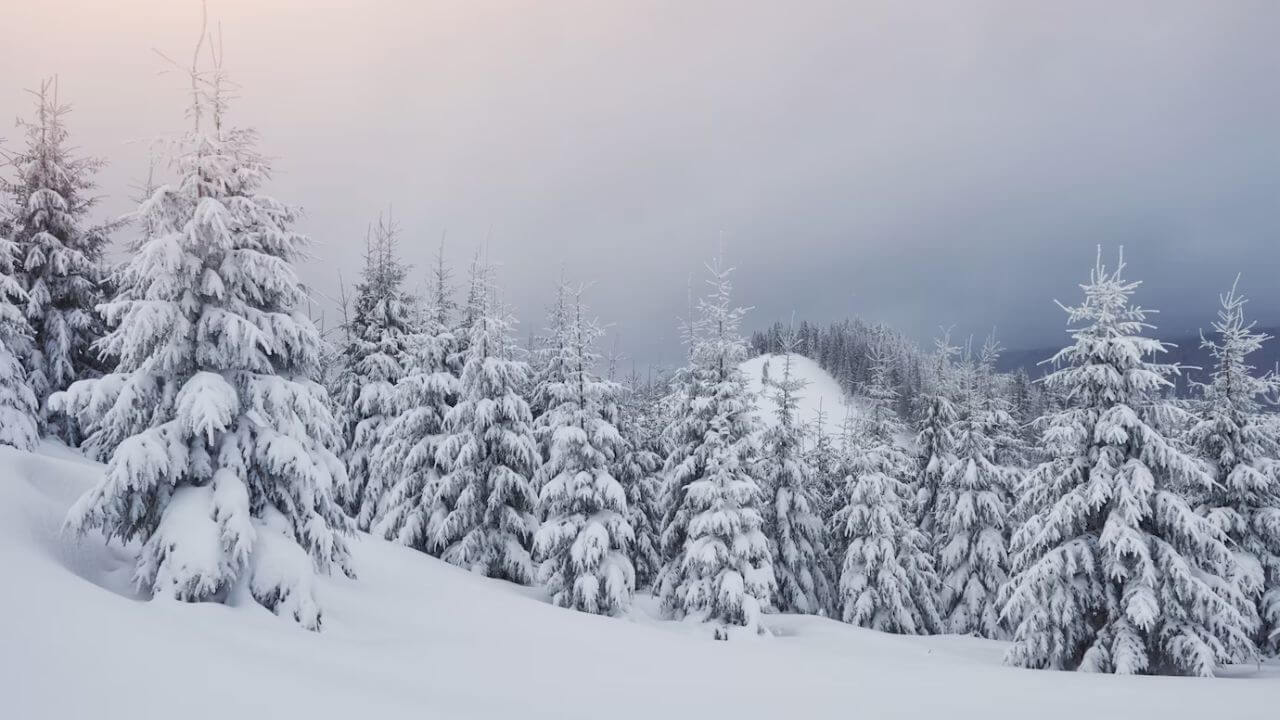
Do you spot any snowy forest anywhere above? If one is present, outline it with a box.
[3,9,1280,719]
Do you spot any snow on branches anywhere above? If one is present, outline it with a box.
[1001,249,1256,676]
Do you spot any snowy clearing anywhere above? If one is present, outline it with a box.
[1,443,1276,720]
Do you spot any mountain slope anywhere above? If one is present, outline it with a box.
[2,444,1277,719]
[742,353,856,434]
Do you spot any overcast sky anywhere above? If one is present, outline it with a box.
[4,1,1280,365]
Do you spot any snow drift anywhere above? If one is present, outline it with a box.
[1,443,1277,720]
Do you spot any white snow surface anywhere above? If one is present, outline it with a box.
[743,353,856,433]
[2,442,1277,719]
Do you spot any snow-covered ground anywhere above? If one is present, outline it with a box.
[2,443,1277,720]
[743,353,856,434]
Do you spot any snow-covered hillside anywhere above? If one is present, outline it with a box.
[2,444,1277,719]
[742,353,855,434]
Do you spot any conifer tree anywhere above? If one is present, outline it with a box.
[335,215,417,529]
[432,260,539,583]
[615,369,666,590]
[54,33,351,630]
[0,230,38,450]
[976,334,1028,471]
[657,259,775,637]
[2,78,110,435]
[806,399,841,523]
[1007,367,1041,428]
[372,244,461,549]
[934,339,1011,638]
[533,286,636,614]
[827,408,861,566]
[1187,278,1280,654]
[833,344,942,634]
[529,280,571,455]
[1001,249,1256,676]
[761,328,835,616]
[915,332,960,533]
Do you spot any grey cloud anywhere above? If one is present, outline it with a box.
[4,0,1279,365]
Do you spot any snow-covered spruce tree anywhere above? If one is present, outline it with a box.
[533,287,636,614]
[371,244,460,549]
[615,368,666,589]
[1006,366,1047,461]
[0,231,38,450]
[45,159,163,462]
[806,399,842,525]
[1000,249,1256,676]
[1,79,110,435]
[452,251,487,357]
[334,215,417,529]
[529,279,571,455]
[55,42,352,630]
[657,260,775,637]
[431,260,540,583]
[833,344,942,634]
[827,408,861,566]
[933,340,1011,638]
[761,330,835,616]
[1187,278,1280,654]
[315,322,348,412]
[976,333,1028,471]
[914,332,960,533]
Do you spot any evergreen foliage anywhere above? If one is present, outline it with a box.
[833,344,942,634]
[533,286,636,615]
[54,43,351,629]
[2,78,110,436]
[657,259,775,637]
[1001,250,1256,676]
[1187,278,1280,654]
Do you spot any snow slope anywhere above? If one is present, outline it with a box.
[2,444,1278,720]
[742,353,855,434]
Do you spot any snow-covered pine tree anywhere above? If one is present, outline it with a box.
[532,286,636,614]
[55,35,352,630]
[334,214,417,529]
[615,367,666,590]
[761,327,835,616]
[1,78,111,436]
[0,229,38,451]
[424,241,461,373]
[806,398,841,524]
[915,331,960,533]
[833,343,942,634]
[1187,277,1280,654]
[827,407,861,566]
[315,320,348,415]
[1001,249,1257,676]
[1006,366,1044,457]
[933,338,1011,638]
[371,243,461,550]
[976,333,1028,471]
[529,279,571,455]
[431,259,540,583]
[656,259,775,637]
[48,160,165,462]
[453,251,486,356]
